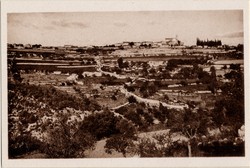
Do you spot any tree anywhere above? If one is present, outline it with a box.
[166,60,178,71]
[111,94,117,101]
[125,85,135,92]
[141,62,149,76]
[180,80,188,86]
[222,65,227,70]
[117,57,124,68]
[167,108,211,157]
[210,66,216,78]
[149,68,156,74]
[105,135,134,157]
[213,69,244,133]
[132,132,175,157]
[123,61,129,68]
[77,72,84,79]
[128,95,137,103]
[148,83,158,96]
[209,66,217,93]
[230,64,241,71]
[161,71,171,79]
[129,42,134,48]
[105,119,137,157]
[196,38,222,47]
[10,57,22,82]
[198,70,211,84]
[236,44,243,52]
[123,109,145,128]
[43,113,96,158]
[179,67,195,79]
[80,111,121,140]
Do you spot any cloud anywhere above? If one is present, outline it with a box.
[7,18,21,25]
[217,31,243,38]
[51,20,89,29]
[30,24,40,29]
[43,25,56,30]
[113,21,127,27]
[8,18,27,27]
[8,19,41,30]
[148,20,158,25]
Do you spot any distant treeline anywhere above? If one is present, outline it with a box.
[196,38,222,47]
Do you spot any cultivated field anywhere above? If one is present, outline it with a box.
[8,46,245,158]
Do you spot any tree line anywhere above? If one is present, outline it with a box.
[196,38,222,47]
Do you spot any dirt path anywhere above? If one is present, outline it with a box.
[119,86,187,109]
[95,57,188,110]
[84,139,124,158]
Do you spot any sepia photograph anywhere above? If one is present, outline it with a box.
[1,0,249,167]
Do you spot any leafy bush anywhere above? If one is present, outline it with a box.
[133,133,202,157]
[9,82,101,111]
[43,126,95,158]
[80,111,121,140]
[128,96,137,103]
[105,119,137,157]
[199,140,244,156]
[9,133,42,158]
[8,82,99,158]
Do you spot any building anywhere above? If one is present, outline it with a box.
[24,44,32,49]
[164,37,184,46]
[13,43,24,49]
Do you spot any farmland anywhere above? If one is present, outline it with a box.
[8,44,244,158]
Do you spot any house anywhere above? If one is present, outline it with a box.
[164,37,183,46]
[122,42,131,49]
[24,44,32,49]
[114,43,123,47]
[155,41,163,47]
[134,42,141,48]
[7,43,14,49]
[13,44,24,49]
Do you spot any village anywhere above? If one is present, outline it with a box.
[8,37,243,108]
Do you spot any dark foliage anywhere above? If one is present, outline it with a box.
[8,83,101,112]
[43,115,96,158]
[105,119,137,157]
[166,58,207,71]
[8,82,99,158]
[80,111,121,140]
[213,69,244,132]
[196,38,222,47]
[9,133,42,158]
[199,140,244,156]
[128,95,137,103]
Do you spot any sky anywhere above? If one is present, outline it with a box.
[8,10,243,46]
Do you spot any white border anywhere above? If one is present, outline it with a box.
[1,0,250,167]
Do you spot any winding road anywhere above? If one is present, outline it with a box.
[95,56,188,110]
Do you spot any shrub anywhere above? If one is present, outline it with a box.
[128,96,137,103]
[9,133,42,158]
[105,119,137,157]
[42,114,96,158]
[80,111,121,140]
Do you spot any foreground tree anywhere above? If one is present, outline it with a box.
[80,110,121,140]
[105,119,137,157]
[167,108,211,157]
[133,133,173,157]
[213,68,244,134]
[9,57,22,82]
[43,113,96,158]
[117,57,124,69]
